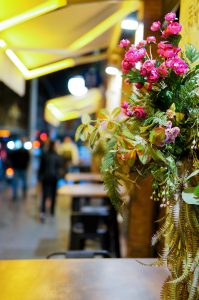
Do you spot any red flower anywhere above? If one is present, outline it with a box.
[132,106,147,118]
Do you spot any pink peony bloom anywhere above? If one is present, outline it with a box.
[157,65,169,77]
[164,12,176,22]
[140,67,148,76]
[150,21,161,31]
[121,101,129,109]
[132,106,147,118]
[119,39,130,48]
[135,82,143,89]
[165,58,174,68]
[165,57,188,75]
[125,50,138,63]
[163,22,182,37]
[122,59,134,73]
[167,22,182,34]
[147,36,156,43]
[137,48,147,59]
[172,57,188,75]
[157,42,181,58]
[142,60,156,72]
[147,68,159,83]
[136,40,147,48]
[125,108,134,117]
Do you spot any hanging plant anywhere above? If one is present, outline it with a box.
[76,11,199,300]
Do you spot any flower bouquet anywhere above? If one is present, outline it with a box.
[76,12,199,299]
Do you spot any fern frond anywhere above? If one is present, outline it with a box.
[168,253,192,284]
[188,266,199,300]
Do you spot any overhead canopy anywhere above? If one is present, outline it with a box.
[45,88,102,126]
[0,0,143,79]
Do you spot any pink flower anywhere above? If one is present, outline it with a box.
[163,22,182,37]
[165,126,180,143]
[142,60,156,72]
[165,58,174,68]
[157,42,181,58]
[137,48,146,59]
[167,22,182,34]
[121,101,129,109]
[125,50,138,63]
[122,59,134,73]
[165,57,188,75]
[165,12,176,22]
[165,121,173,128]
[132,106,147,118]
[135,82,143,89]
[137,40,147,48]
[140,67,147,76]
[147,36,156,43]
[157,65,169,77]
[125,108,134,117]
[172,57,188,75]
[150,21,161,31]
[119,39,130,48]
[147,68,159,83]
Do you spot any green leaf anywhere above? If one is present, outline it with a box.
[81,127,89,141]
[81,113,91,124]
[185,44,199,63]
[193,185,199,198]
[167,34,182,46]
[122,125,135,140]
[149,127,165,147]
[149,146,167,164]
[182,189,199,205]
[123,69,145,83]
[186,169,199,181]
[111,107,121,118]
[136,144,151,165]
[89,128,99,149]
[75,124,85,141]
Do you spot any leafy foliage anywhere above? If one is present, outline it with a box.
[76,15,199,300]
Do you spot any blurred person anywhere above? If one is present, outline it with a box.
[8,138,30,200]
[58,136,79,171]
[38,140,63,222]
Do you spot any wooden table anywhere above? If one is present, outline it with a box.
[58,183,106,198]
[65,173,102,182]
[0,259,168,300]
[58,184,120,257]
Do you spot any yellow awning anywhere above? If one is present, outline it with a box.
[45,88,102,126]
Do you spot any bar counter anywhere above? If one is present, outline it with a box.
[0,259,169,300]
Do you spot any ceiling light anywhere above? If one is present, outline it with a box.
[68,76,88,97]
[105,66,120,76]
[121,19,138,30]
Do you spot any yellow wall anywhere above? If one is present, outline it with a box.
[180,0,199,50]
